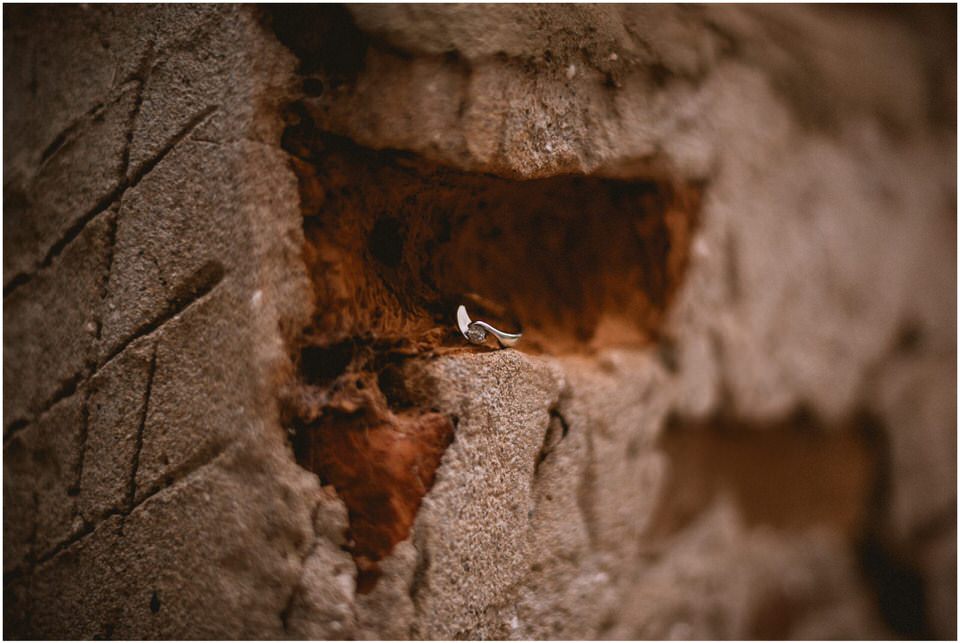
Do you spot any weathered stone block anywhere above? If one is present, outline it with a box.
[99,139,244,362]
[26,515,127,640]
[562,350,671,553]
[283,489,357,639]
[79,336,155,521]
[116,443,316,639]
[128,42,228,176]
[3,392,85,573]
[3,213,111,430]
[3,5,120,172]
[407,350,566,639]
[609,503,887,639]
[3,4,956,640]
[872,352,957,542]
[3,86,134,284]
[2,446,34,573]
[24,442,318,640]
[133,283,254,502]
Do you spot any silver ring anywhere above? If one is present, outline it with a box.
[457,305,522,348]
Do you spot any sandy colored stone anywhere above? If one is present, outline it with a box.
[284,5,953,638]
[3,5,122,172]
[402,350,566,638]
[3,87,134,284]
[3,393,85,573]
[3,4,955,640]
[5,6,320,639]
[353,539,419,639]
[26,515,129,639]
[302,6,945,179]
[559,350,672,555]
[283,487,357,639]
[608,502,888,639]
[99,138,237,362]
[28,441,319,639]
[134,282,256,501]
[1,4,265,286]
[80,336,155,521]
[115,442,317,639]
[3,213,111,430]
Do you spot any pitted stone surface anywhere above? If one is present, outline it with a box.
[4,213,112,430]
[3,4,954,640]
[3,393,85,572]
[404,351,566,638]
[80,336,155,521]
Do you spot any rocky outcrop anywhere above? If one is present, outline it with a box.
[4,4,955,639]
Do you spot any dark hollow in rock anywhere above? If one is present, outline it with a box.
[281,114,701,593]
[285,124,701,354]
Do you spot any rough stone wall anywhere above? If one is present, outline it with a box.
[4,4,956,640]
[4,5,319,637]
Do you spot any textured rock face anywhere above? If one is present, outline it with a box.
[4,4,955,640]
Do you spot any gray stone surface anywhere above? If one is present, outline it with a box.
[4,5,317,638]
[3,5,122,173]
[114,441,317,639]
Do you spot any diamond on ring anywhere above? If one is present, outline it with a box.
[457,305,522,348]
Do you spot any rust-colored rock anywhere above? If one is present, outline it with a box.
[284,128,700,354]
[302,407,453,594]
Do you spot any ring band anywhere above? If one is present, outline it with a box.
[457,305,522,348]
